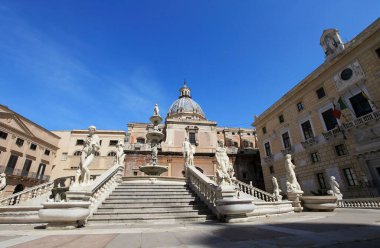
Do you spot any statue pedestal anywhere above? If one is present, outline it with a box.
[300,195,338,211]
[215,185,255,222]
[287,191,303,212]
[38,202,90,229]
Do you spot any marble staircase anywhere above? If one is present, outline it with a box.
[88,181,216,224]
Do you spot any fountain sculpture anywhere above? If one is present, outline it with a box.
[139,104,168,176]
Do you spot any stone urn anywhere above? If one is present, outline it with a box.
[300,195,338,211]
[38,202,91,229]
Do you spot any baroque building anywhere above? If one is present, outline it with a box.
[0,104,60,196]
[253,18,380,198]
[125,83,263,188]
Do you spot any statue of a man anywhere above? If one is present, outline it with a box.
[330,176,343,200]
[151,144,158,166]
[77,125,100,186]
[183,137,191,165]
[188,144,195,166]
[272,176,282,201]
[0,173,7,192]
[154,104,160,116]
[284,154,302,193]
[115,139,126,166]
[215,140,233,185]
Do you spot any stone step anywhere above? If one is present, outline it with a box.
[96,205,208,211]
[101,201,202,207]
[112,189,191,194]
[102,199,200,204]
[106,195,195,200]
[116,185,188,189]
[109,191,193,195]
[94,209,210,215]
[88,215,214,224]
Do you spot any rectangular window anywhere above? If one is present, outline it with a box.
[279,115,284,123]
[36,163,46,180]
[322,108,338,131]
[316,173,327,189]
[301,120,314,140]
[264,142,271,156]
[30,143,37,150]
[349,92,373,118]
[262,127,267,134]
[189,132,196,145]
[269,166,274,174]
[316,87,326,99]
[44,149,50,156]
[5,154,18,174]
[21,159,32,177]
[282,132,291,149]
[310,152,320,163]
[16,138,24,147]
[343,168,359,186]
[133,171,138,176]
[297,102,304,112]
[61,152,68,161]
[76,139,84,146]
[376,47,380,59]
[0,130,8,140]
[109,140,118,146]
[335,144,348,156]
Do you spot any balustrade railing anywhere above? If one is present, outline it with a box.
[337,197,380,209]
[87,164,123,216]
[0,181,54,206]
[186,165,218,215]
[342,110,380,130]
[232,178,276,202]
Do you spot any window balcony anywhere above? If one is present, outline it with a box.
[342,109,380,130]
[301,136,319,149]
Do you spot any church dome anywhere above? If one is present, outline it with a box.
[167,83,206,120]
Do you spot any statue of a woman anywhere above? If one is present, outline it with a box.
[115,139,126,166]
[215,141,233,185]
[272,176,282,201]
[183,137,191,165]
[284,154,302,193]
[154,104,160,116]
[330,176,343,200]
[77,125,100,186]
[151,144,158,166]
[0,173,7,192]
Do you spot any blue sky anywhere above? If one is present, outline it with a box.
[0,1,379,130]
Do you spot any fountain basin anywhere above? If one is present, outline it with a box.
[139,164,168,176]
[146,131,165,144]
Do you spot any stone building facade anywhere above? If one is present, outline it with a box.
[125,83,263,188]
[50,130,126,180]
[0,104,60,196]
[253,18,380,198]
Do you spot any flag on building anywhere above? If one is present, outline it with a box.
[337,97,348,110]
[333,103,342,119]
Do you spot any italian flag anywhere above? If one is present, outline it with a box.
[333,97,347,119]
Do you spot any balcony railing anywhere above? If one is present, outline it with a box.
[301,136,318,149]
[0,166,48,181]
[281,146,294,156]
[342,110,380,130]
[322,127,343,140]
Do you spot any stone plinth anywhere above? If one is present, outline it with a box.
[38,202,91,229]
[301,195,338,211]
[288,191,303,212]
[215,185,255,222]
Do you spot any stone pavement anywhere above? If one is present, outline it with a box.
[0,208,379,248]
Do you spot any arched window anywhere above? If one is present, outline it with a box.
[94,151,100,156]
[73,151,82,156]
[136,138,145,144]
[108,151,116,156]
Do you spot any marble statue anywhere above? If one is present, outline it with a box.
[284,154,302,193]
[329,176,343,200]
[0,173,6,192]
[154,103,160,116]
[272,176,282,201]
[215,140,233,186]
[188,144,195,166]
[76,125,100,186]
[115,139,126,166]
[183,137,192,165]
[151,144,158,166]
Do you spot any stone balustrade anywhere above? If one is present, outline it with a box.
[232,179,276,202]
[0,181,54,206]
[186,165,218,215]
[337,197,380,209]
[342,110,380,130]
